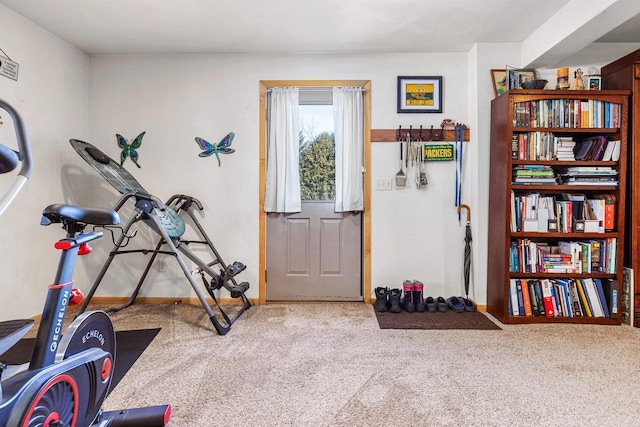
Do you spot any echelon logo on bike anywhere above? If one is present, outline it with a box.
[82,329,106,346]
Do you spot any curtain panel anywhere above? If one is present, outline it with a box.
[264,87,301,213]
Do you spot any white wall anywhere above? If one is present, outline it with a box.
[80,53,475,303]
[1,6,567,319]
[0,4,89,320]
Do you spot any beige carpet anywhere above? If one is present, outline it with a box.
[98,302,640,426]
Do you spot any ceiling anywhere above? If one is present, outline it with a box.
[1,0,640,65]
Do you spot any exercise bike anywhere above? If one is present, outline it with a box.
[0,98,171,426]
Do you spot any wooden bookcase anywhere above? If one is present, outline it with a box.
[602,50,640,327]
[487,89,629,324]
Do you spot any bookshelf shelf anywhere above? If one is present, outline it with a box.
[506,315,619,325]
[513,127,620,134]
[510,273,617,279]
[487,89,630,324]
[511,232,621,239]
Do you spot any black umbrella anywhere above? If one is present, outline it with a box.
[457,204,472,299]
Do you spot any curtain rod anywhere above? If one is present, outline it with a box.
[266,86,366,92]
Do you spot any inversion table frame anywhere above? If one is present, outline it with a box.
[71,139,251,335]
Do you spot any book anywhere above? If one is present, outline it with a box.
[569,280,583,316]
[516,280,525,315]
[541,279,555,317]
[510,279,520,316]
[528,280,541,316]
[600,140,618,161]
[622,268,634,325]
[593,195,615,230]
[520,279,533,317]
[576,279,592,317]
[533,280,545,316]
[583,278,604,317]
[602,278,619,319]
[593,278,611,318]
[611,139,621,161]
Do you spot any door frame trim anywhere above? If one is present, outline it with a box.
[258,80,372,304]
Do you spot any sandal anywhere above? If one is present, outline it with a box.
[447,296,464,313]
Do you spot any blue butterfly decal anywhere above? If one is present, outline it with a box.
[195,132,235,166]
[116,131,145,168]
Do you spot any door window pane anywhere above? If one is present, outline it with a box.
[299,104,335,201]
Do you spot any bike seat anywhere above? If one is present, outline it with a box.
[0,319,34,356]
[41,204,120,226]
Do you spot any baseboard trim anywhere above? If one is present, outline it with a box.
[87,296,261,307]
[27,299,487,323]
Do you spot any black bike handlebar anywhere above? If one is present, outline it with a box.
[0,98,32,179]
[0,98,33,216]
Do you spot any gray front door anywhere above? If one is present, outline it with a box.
[266,203,362,301]
[264,88,362,301]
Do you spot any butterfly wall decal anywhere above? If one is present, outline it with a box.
[116,131,145,168]
[195,132,235,166]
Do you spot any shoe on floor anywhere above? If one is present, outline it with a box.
[413,280,426,313]
[425,296,437,313]
[402,280,415,313]
[388,288,402,313]
[436,296,448,312]
[374,287,388,312]
[460,297,477,312]
[447,296,464,313]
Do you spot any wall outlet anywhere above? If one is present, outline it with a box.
[374,177,393,191]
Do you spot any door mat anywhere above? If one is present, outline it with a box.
[1,328,161,393]
[374,309,501,330]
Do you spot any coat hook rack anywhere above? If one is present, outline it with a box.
[371,119,470,143]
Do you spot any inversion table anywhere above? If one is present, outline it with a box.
[71,139,251,335]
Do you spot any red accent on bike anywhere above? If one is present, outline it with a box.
[78,243,92,255]
[101,357,112,381]
[49,281,73,290]
[164,405,172,424]
[43,412,60,425]
[69,288,84,306]
[54,240,72,250]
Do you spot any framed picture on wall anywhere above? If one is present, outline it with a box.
[491,69,507,97]
[397,76,443,113]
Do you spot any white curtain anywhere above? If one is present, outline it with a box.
[264,87,301,213]
[333,86,364,212]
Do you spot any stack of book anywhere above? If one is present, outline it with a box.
[560,166,618,186]
[512,165,556,185]
[555,137,576,160]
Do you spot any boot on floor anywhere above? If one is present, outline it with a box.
[374,287,389,312]
[388,288,402,313]
[402,280,415,313]
[413,280,426,313]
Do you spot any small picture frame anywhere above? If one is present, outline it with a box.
[587,76,602,90]
[397,76,443,113]
[491,69,507,97]
[507,66,536,90]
